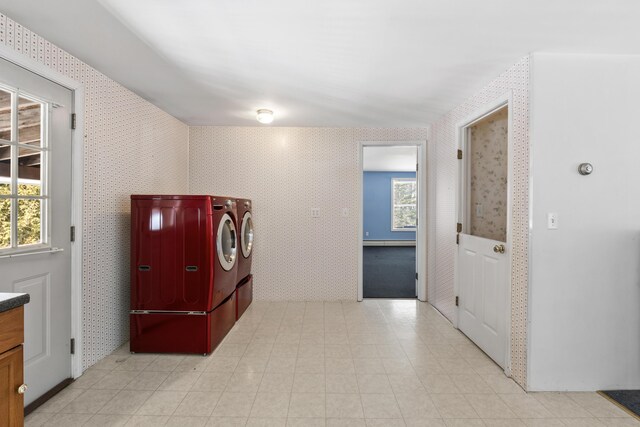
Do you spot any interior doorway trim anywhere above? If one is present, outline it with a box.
[454,92,514,375]
[0,43,85,379]
[358,140,428,302]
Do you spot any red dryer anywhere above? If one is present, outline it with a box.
[129,195,239,354]
[236,198,254,282]
[235,198,254,320]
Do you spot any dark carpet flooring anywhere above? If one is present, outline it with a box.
[363,246,416,298]
[600,390,640,418]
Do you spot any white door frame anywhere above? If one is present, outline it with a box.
[0,44,85,379]
[453,92,514,375]
[358,140,428,302]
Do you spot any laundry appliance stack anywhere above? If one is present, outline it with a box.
[129,194,254,354]
[235,198,254,320]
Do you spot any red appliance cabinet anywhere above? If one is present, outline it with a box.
[130,195,238,354]
[236,274,253,320]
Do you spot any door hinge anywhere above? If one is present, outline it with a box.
[456,234,460,245]
[415,272,418,280]
[70,338,75,354]
[71,113,76,129]
[456,222,462,233]
[70,226,75,242]
[457,149,463,160]
[416,163,419,171]
[455,296,459,307]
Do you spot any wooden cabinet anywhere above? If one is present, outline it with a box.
[0,346,23,426]
[0,306,25,426]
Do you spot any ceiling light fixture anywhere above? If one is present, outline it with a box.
[256,109,274,124]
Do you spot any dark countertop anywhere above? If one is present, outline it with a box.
[0,293,30,313]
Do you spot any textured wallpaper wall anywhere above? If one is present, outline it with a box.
[189,127,428,301]
[469,107,508,242]
[427,57,530,388]
[0,14,189,370]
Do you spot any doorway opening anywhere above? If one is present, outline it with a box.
[360,144,423,299]
[455,99,512,371]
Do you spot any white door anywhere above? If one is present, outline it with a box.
[0,58,73,405]
[458,234,507,367]
[240,211,253,258]
[457,106,509,368]
[217,213,238,271]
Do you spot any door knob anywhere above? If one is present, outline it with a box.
[493,244,505,254]
[17,384,27,394]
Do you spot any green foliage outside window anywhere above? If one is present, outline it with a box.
[393,179,417,230]
[0,183,42,248]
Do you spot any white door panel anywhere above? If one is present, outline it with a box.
[458,234,507,368]
[0,58,73,405]
[14,274,50,364]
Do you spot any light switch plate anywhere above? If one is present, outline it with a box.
[547,212,558,229]
[475,203,483,218]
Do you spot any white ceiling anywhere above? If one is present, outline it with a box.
[363,146,417,172]
[2,1,640,126]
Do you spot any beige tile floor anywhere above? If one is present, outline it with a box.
[26,300,639,426]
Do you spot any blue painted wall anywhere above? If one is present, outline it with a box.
[363,171,416,240]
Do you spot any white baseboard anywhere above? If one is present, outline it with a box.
[363,240,416,247]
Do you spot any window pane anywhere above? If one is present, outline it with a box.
[17,147,41,196]
[0,143,10,193]
[468,107,508,242]
[0,198,9,249]
[0,90,11,141]
[392,179,417,230]
[393,205,416,229]
[18,198,42,246]
[18,96,42,146]
[394,181,416,204]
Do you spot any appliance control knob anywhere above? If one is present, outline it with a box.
[244,201,250,208]
[225,200,232,208]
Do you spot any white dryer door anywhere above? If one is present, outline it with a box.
[241,212,254,258]
[217,213,237,271]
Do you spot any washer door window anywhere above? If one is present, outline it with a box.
[217,213,237,271]
[241,212,254,258]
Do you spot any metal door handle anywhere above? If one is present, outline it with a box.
[17,384,27,394]
[493,244,505,254]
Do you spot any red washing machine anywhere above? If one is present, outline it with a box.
[235,198,254,320]
[129,195,238,354]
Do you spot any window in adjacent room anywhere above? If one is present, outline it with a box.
[391,178,417,231]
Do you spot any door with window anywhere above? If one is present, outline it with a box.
[0,58,73,405]
[457,106,509,368]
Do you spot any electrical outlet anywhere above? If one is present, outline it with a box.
[310,208,320,218]
[365,231,369,237]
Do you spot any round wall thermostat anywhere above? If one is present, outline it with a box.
[578,163,593,175]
